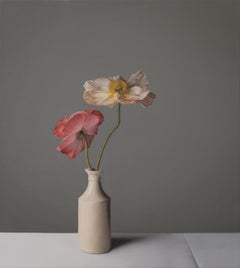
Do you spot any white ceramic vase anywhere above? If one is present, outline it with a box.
[78,168,111,254]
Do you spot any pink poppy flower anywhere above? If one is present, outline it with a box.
[54,110,104,159]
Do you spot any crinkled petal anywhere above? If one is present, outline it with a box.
[54,116,68,138]
[137,92,156,107]
[127,71,148,88]
[83,89,118,107]
[118,86,149,104]
[57,135,84,159]
[63,111,86,137]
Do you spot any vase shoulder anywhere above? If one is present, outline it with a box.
[78,191,110,202]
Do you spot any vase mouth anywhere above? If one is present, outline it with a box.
[85,168,103,175]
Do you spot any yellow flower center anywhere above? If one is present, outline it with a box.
[109,79,128,94]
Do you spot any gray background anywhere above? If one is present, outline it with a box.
[0,1,239,233]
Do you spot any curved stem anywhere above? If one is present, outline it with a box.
[81,132,93,170]
[96,103,121,170]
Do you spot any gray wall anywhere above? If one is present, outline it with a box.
[0,1,239,233]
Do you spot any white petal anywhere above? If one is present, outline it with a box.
[111,75,121,80]
[118,86,149,105]
[126,86,149,100]
[118,86,156,107]
[83,77,111,91]
[127,71,148,87]
[83,89,118,107]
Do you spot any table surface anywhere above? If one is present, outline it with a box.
[0,233,239,268]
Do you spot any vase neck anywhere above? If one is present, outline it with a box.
[85,169,104,196]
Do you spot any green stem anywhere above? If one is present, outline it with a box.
[96,103,121,170]
[81,132,93,170]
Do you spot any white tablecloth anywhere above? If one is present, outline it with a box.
[184,233,240,268]
[0,233,239,268]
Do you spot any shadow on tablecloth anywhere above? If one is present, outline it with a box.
[111,235,147,250]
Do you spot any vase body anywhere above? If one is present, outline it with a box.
[78,169,111,254]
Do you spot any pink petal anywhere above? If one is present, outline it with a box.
[85,110,104,124]
[54,116,68,138]
[63,112,86,137]
[83,114,100,135]
[83,110,104,135]
[73,140,85,158]
[57,134,84,159]
[85,134,94,148]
